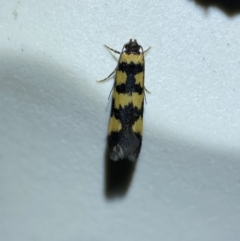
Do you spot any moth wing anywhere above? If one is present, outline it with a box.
[109,126,140,161]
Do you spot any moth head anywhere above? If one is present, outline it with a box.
[124,39,141,54]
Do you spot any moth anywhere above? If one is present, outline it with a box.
[99,39,150,161]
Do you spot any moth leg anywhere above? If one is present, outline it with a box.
[144,87,151,93]
[107,82,115,100]
[97,69,116,82]
[142,46,151,103]
[143,46,151,54]
[143,87,151,104]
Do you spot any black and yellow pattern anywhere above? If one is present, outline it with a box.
[100,39,149,162]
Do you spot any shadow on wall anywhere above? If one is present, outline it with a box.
[0,51,139,200]
[191,0,240,16]
[104,146,137,198]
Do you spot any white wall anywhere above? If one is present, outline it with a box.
[0,1,240,240]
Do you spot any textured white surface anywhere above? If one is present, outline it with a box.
[0,0,240,241]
